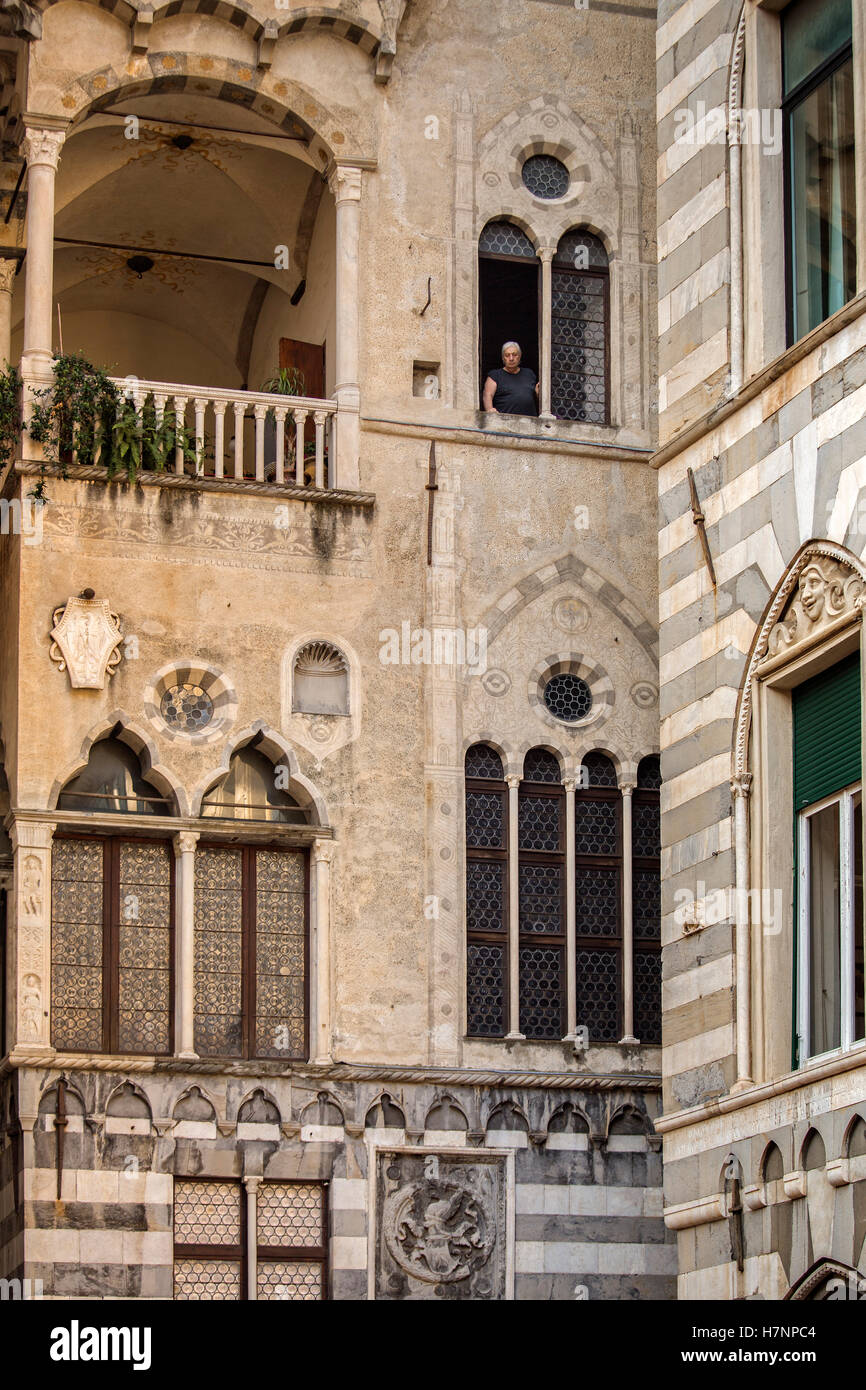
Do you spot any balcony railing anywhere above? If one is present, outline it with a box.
[109,378,337,489]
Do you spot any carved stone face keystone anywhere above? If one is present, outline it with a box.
[799,566,826,621]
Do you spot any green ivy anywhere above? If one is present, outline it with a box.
[0,361,22,469]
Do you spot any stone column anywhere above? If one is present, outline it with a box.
[0,257,17,367]
[328,164,363,491]
[173,831,199,1060]
[505,774,524,1039]
[243,1176,261,1300]
[311,839,333,1064]
[21,123,66,385]
[9,819,54,1056]
[539,249,554,420]
[563,777,577,1038]
[731,774,753,1090]
[619,781,638,1044]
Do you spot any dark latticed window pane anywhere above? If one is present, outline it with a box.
[467,942,506,1035]
[635,950,662,1042]
[51,838,105,1051]
[478,219,537,258]
[632,801,660,858]
[575,866,620,937]
[194,846,244,1058]
[466,790,505,849]
[583,751,618,787]
[116,840,172,1054]
[523,747,561,783]
[467,860,506,932]
[465,743,504,780]
[255,850,306,1059]
[544,673,592,722]
[575,947,620,1041]
[518,794,560,852]
[574,798,618,856]
[634,869,661,941]
[555,230,609,271]
[552,272,607,424]
[519,862,562,933]
[521,154,569,200]
[637,755,661,790]
[519,945,564,1038]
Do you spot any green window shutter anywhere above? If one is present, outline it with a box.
[793,652,861,809]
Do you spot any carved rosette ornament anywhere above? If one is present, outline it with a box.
[49,597,123,689]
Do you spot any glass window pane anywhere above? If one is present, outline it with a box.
[808,802,842,1055]
[116,841,172,1054]
[201,747,306,823]
[788,57,856,340]
[194,846,244,1057]
[855,796,864,1041]
[783,0,852,97]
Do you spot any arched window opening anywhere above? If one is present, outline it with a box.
[575,752,621,1042]
[478,220,540,412]
[634,754,661,1044]
[201,745,308,824]
[552,230,609,424]
[292,642,349,716]
[464,743,508,1037]
[58,735,171,815]
[518,746,565,1039]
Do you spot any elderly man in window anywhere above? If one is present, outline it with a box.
[483,341,539,417]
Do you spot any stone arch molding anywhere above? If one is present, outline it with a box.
[48,712,190,815]
[734,541,866,777]
[190,719,329,824]
[477,94,618,251]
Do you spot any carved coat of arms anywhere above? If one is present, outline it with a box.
[49,596,123,689]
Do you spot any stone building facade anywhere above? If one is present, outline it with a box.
[655,0,866,1299]
[0,0,675,1299]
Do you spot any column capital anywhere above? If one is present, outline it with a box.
[328,163,363,203]
[563,777,577,794]
[312,838,335,865]
[731,773,753,799]
[23,124,67,171]
[10,818,54,852]
[173,830,199,857]
[0,257,17,294]
[243,1175,263,1193]
[619,780,637,796]
[538,246,555,263]
[505,774,521,791]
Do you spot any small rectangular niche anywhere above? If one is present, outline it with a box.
[413,361,441,399]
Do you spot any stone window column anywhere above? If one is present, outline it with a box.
[563,777,577,1038]
[0,257,17,368]
[21,123,66,386]
[328,164,363,491]
[311,839,334,1063]
[619,780,638,1044]
[173,831,199,1060]
[9,818,54,1056]
[243,1176,261,1300]
[731,774,754,1091]
[539,248,554,420]
[505,774,524,1039]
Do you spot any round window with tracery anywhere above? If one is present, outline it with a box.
[160,683,214,732]
[543,673,593,723]
[521,154,570,200]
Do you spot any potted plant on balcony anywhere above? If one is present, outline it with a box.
[261,365,306,481]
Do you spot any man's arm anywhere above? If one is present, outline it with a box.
[482,376,499,412]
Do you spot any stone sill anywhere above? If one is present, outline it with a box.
[13,461,375,508]
[362,411,654,463]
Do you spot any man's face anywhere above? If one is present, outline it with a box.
[502,347,521,372]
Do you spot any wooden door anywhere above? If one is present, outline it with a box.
[279,338,325,400]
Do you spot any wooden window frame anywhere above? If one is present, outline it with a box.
[195,840,310,1062]
[52,831,175,1057]
[517,773,566,1039]
[173,1177,329,1301]
[464,764,509,1039]
[574,774,623,1043]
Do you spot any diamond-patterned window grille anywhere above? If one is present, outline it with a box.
[174,1180,327,1301]
[551,231,609,425]
[478,219,537,259]
[466,749,508,1036]
[194,844,307,1061]
[521,154,570,200]
[51,835,172,1055]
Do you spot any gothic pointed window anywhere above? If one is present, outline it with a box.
[57,736,171,815]
[464,743,508,1037]
[201,746,307,824]
[552,230,609,424]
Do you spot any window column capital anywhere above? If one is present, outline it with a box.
[173,830,199,858]
[731,773,753,800]
[505,774,521,792]
[22,120,67,171]
[328,163,364,204]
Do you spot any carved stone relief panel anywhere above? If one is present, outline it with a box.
[766,556,865,659]
[49,596,123,689]
[374,1149,508,1300]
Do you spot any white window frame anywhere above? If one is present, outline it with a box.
[797,781,862,1063]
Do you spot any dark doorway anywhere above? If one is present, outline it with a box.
[478,257,540,404]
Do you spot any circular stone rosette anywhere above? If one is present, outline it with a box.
[144,662,238,746]
[383,1181,494,1285]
